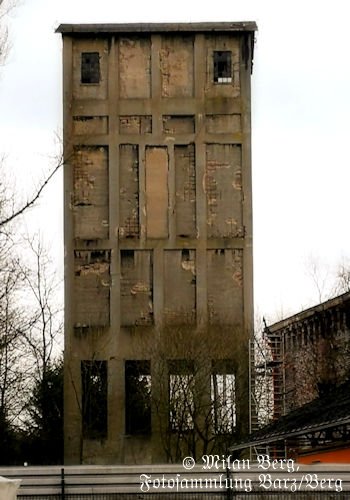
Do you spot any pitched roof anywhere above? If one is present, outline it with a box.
[230,379,350,451]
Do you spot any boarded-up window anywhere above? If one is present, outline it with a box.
[206,114,241,134]
[119,116,152,134]
[120,250,153,326]
[205,144,243,238]
[119,145,139,238]
[73,116,108,136]
[145,147,168,239]
[164,250,196,324]
[211,360,236,433]
[175,144,196,237]
[81,52,100,84]
[160,36,194,97]
[207,249,243,324]
[74,250,110,327]
[119,38,151,98]
[163,116,195,134]
[73,146,109,240]
[125,361,151,435]
[81,360,107,439]
[168,360,194,432]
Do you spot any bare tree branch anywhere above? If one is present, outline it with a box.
[0,157,63,228]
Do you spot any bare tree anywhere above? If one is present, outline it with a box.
[129,323,242,462]
[304,254,350,305]
[0,231,63,440]
[20,236,62,375]
[0,242,34,460]
[65,329,111,464]
[0,0,15,67]
[333,257,350,295]
[251,317,274,429]
[0,0,64,228]
[0,154,64,229]
[304,254,332,303]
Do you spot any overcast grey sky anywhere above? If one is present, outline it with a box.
[0,0,349,321]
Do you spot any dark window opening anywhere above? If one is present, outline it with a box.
[213,51,232,83]
[168,360,194,432]
[211,360,236,433]
[181,249,190,261]
[81,360,107,439]
[125,361,151,435]
[121,249,135,268]
[81,52,100,84]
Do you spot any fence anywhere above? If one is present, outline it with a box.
[0,464,349,499]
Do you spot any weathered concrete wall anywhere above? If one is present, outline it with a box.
[205,144,243,238]
[119,144,139,238]
[163,250,196,324]
[73,147,109,240]
[145,147,169,238]
[175,144,196,237]
[206,114,241,134]
[160,36,194,97]
[119,37,151,98]
[74,250,110,327]
[72,39,109,100]
[119,115,152,134]
[163,115,195,134]
[120,250,153,326]
[207,249,243,324]
[63,26,255,465]
[204,35,240,99]
[73,116,109,136]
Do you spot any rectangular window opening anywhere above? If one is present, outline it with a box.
[213,51,232,83]
[211,360,236,433]
[125,361,151,435]
[181,249,190,261]
[81,360,107,439]
[168,360,194,432]
[121,249,135,268]
[81,52,100,84]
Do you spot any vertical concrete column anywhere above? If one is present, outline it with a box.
[194,34,208,325]
[153,246,164,328]
[237,33,254,435]
[167,143,176,244]
[150,34,164,328]
[108,36,120,342]
[138,144,146,244]
[63,35,74,358]
[239,34,254,339]
[151,35,162,138]
[107,36,121,459]
[62,35,80,465]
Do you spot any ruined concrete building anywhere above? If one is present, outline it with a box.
[57,22,256,464]
[232,292,350,463]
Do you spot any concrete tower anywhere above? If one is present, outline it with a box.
[57,22,256,464]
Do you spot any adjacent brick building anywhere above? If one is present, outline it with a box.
[232,291,350,462]
[57,22,256,464]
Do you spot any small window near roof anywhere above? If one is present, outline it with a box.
[81,52,100,84]
[213,51,232,83]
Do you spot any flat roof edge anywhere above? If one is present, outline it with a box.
[267,290,350,333]
[55,22,257,35]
